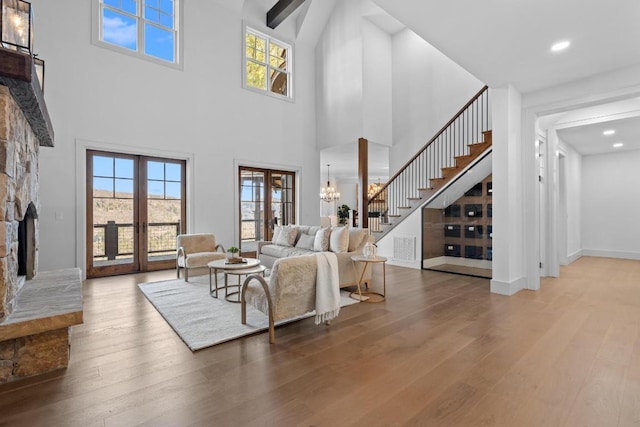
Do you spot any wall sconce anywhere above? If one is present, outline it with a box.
[33,54,43,91]
[1,0,33,53]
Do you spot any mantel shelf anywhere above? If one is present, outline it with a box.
[0,47,54,147]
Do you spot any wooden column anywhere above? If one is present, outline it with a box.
[358,138,368,229]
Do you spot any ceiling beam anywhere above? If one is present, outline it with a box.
[266,0,306,29]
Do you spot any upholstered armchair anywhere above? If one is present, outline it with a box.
[176,233,226,281]
[241,254,337,343]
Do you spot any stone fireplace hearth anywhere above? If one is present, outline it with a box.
[0,49,82,384]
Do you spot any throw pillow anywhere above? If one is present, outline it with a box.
[329,226,349,253]
[271,225,282,244]
[348,228,367,252]
[275,225,298,247]
[295,234,315,250]
[313,227,331,252]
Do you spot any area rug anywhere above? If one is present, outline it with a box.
[138,274,359,351]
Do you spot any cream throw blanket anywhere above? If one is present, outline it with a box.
[314,252,341,324]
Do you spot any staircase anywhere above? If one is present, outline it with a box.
[368,86,492,240]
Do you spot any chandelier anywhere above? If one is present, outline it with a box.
[368,179,384,199]
[320,164,340,203]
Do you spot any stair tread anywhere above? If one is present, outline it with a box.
[372,128,492,243]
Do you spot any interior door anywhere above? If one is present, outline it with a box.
[239,167,295,255]
[86,151,186,278]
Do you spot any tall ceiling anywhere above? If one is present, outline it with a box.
[371,0,640,94]
[364,0,640,166]
[255,1,640,174]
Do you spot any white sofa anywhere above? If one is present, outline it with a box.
[257,225,373,288]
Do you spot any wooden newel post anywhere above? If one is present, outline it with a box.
[358,137,368,229]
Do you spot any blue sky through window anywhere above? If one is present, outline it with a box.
[93,156,181,199]
[101,0,175,63]
[147,161,181,199]
[103,9,137,51]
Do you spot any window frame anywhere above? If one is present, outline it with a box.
[92,0,183,70]
[242,24,294,102]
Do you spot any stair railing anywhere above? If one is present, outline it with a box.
[368,85,490,226]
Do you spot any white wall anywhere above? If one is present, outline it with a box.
[362,19,392,146]
[31,0,319,273]
[390,29,483,172]
[491,85,527,295]
[316,0,393,150]
[581,150,640,259]
[558,140,582,262]
[316,0,364,148]
[375,208,422,269]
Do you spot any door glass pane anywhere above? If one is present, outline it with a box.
[277,172,294,226]
[92,155,135,267]
[146,160,182,263]
[240,169,264,253]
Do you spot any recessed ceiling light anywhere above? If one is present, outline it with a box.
[603,129,615,136]
[551,40,570,52]
[613,142,624,148]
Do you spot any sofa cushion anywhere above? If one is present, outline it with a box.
[295,233,315,250]
[330,226,349,253]
[271,226,282,244]
[261,244,313,259]
[313,227,331,251]
[182,251,226,268]
[296,225,321,237]
[348,228,368,252]
[275,225,298,247]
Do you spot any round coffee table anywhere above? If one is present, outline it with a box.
[208,258,264,303]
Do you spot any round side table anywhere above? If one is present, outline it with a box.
[350,255,387,303]
[208,258,262,302]
[223,265,266,302]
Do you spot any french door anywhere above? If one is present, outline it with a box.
[239,167,295,255]
[86,150,186,278]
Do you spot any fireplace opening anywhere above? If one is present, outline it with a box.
[18,203,37,280]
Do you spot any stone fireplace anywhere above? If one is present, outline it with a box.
[0,91,40,321]
[0,49,82,383]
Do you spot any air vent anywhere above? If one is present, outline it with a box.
[393,236,416,262]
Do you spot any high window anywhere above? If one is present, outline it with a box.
[244,27,292,99]
[95,0,180,65]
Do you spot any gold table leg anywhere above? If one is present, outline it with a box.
[350,260,386,303]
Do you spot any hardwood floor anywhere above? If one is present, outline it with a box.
[1,256,639,426]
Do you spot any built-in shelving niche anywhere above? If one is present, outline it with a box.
[422,174,492,279]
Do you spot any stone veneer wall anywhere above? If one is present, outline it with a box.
[0,85,40,321]
[0,329,68,381]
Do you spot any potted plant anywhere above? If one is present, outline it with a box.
[337,204,350,225]
[227,246,240,260]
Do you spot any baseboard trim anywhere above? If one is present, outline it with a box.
[490,276,527,296]
[582,249,640,261]
[422,256,492,270]
[567,250,582,264]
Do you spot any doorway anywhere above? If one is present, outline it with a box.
[86,150,186,278]
[239,166,295,255]
[557,151,568,265]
